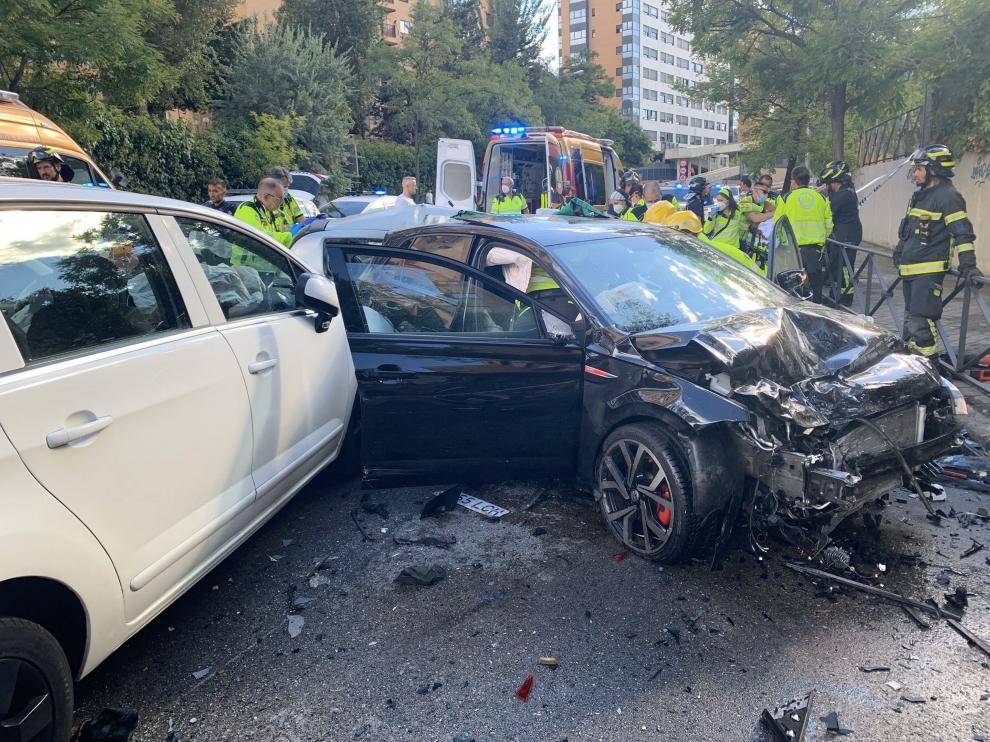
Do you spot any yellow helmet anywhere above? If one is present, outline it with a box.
[643,200,677,224]
[663,209,702,234]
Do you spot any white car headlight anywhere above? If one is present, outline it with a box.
[940,377,968,416]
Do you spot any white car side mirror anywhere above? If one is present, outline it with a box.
[295,273,339,333]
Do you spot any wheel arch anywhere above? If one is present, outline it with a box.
[0,577,88,678]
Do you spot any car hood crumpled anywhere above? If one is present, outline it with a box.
[632,303,941,429]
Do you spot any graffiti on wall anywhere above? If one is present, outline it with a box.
[971,155,990,187]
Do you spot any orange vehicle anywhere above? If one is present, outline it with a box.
[0,90,111,187]
[436,126,625,213]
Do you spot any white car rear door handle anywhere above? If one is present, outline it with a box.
[47,415,113,449]
[248,358,279,374]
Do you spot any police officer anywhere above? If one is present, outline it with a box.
[627,182,648,220]
[268,166,305,232]
[27,148,75,182]
[775,165,833,302]
[894,145,980,357]
[233,178,292,248]
[819,160,862,306]
[491,177,528,214]
[686,176,709,223]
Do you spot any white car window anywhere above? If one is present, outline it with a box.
[175,218,298,320]
[0,210,190,364]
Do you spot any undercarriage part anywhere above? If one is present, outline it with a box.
[760,691,813,742]
[852,416,938,519]
[786,563,962,621]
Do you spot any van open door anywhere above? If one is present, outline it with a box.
[436,138,478,210]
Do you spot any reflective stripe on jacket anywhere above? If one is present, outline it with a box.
[234,198,293,249]
[491,194,527,215]
[894,181,977,277]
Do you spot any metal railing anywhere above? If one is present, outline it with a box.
[820,238,990,391]
[858,106,925,167]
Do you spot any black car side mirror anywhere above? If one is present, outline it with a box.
[295,272,339,333]
[776,269,812,300]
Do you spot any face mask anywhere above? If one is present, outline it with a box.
[501,185,511,195]
[613,204,626,214]
[755,193,767,205]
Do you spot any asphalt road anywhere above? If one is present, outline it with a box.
[73,466,990,741]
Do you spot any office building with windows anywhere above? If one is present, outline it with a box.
[558,0,730,155]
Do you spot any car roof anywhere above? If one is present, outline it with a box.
[400,214,656,247]
[333,195,381,203]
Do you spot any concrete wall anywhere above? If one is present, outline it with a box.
[855,150,990,271]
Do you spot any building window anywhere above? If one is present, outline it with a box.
[717,122,728,131]
[676,57,689,69]
[661,31,674,45]
[569,30,586,45]
[676,96,689,107]
[692,62,704,74]
[399,20,411,34]
[677,76,690,87]
[661,51,674,65]
[690,100,702,110]
[644,46,658,60]
[620,64,640,78]
[644,3,658,18]
[644,25,658,39]
[661,10,671,22]
[717,139,727,145]
[690,136,702,145]
[676,134,688,144]
[660,71,675,84]
[622,85,639,98]
[677,37,690,50]
[643,109,658,121]
[619,21,634,34]
[675,114,688,125]
[658,131,674,143]
[690,117,702,127]
[659,111,674,123]
[716,105,728,115]
[619,43,640,56]
[643,67,658,81]
[659,93,674,104]
[704,137,715,145]
[704,119,715,130]
[569,8,586,23]
[647,130,658,141]
[643,88,658,101]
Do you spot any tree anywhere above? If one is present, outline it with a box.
[0,0,173,111]
[277,0,386,65]
[445,0,486,58]
[667,0,920,166]
[219,23,354,196]
[486,0,552,75]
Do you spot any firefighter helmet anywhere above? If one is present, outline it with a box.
[619,169,641,189]
[642,200,677,224]
[663,209,702,234]
[912,145,956,179]
[818,160,849,183]
[27,147,64,167]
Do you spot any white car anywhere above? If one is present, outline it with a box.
[224,189,320,218]
[325,194,398,218]
[0,181,355,739]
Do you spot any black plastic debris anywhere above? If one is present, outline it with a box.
[396,565,447,586]
[360,495,390,520]
[393,522,457,549]
[902,606,932,630]
[961,539,985,559]
[820,710,853,736]
[946,619,990,659]
[859,665,890,673]
[420,485,461,519]
[349,510,373,542]
[71,709,139,741]
[786,562,961,621]
[900,694,926,704]
[531,527,548,537]
[945,586,969,611]
[761,691,813,742]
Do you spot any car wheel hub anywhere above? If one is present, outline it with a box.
[598,439,673,555]
[0,658,54,742]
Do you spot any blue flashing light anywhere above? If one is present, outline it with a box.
[490,124,527,139]
[374,189,387,195]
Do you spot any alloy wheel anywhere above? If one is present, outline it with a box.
[597,438,675,556]
[0,658,55,742]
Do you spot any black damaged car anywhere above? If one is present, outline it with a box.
[300,215,965,562]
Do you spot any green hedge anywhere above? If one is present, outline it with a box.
[354,140,438,196]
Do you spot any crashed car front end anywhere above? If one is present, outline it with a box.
[633,303,964,549]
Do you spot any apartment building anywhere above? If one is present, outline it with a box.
[558,0,729,154]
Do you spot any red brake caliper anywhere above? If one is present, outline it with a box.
[655,481,672,528]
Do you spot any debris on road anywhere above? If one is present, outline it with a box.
[395,564,447,587]
[786,562,962,620]
[859,665,890,673]
[886,680,903,691]
[901,694,926,704]
[612,553,627,562]
[531,527,548,536]
[360,494,390,520]
[71,708,139,741]
[961,538,986,559]
[820,710,854,736]
[393,521,457,549]
[191,667,212,680]
[946,619,990,659]
[287,614,305,638]
[760,691,812,742]
[420,485,461,519]
[537,657,558,668]
[945,586,969,610]
[902,606,932,629]
[349,510,373,542]
[523,486,548,511]
[514,674,534,702]
[458,493,510,519]
[934,454,990,492]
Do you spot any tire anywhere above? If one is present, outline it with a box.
[594,423,699,563]
[0,617,74,742]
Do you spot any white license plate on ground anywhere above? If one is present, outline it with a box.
[458,494,510,519]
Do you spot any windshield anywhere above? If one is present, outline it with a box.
[331,199,370,217]
[552,231,794,333]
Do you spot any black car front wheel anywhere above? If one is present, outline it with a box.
[0,617,74,742]
[595,423,696,563]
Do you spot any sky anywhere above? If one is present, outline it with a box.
[541,1,560,71]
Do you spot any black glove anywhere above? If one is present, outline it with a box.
[892,242,903,269]
[960,262,983,282]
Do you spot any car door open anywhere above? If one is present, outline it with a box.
[326,245,584,486]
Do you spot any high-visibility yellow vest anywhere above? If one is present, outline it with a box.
[777,187,833,246]
[698,234,765,276]
[527,265,559,292]
[491,193,527,215]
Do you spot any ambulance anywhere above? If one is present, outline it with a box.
[435,126,625,214]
